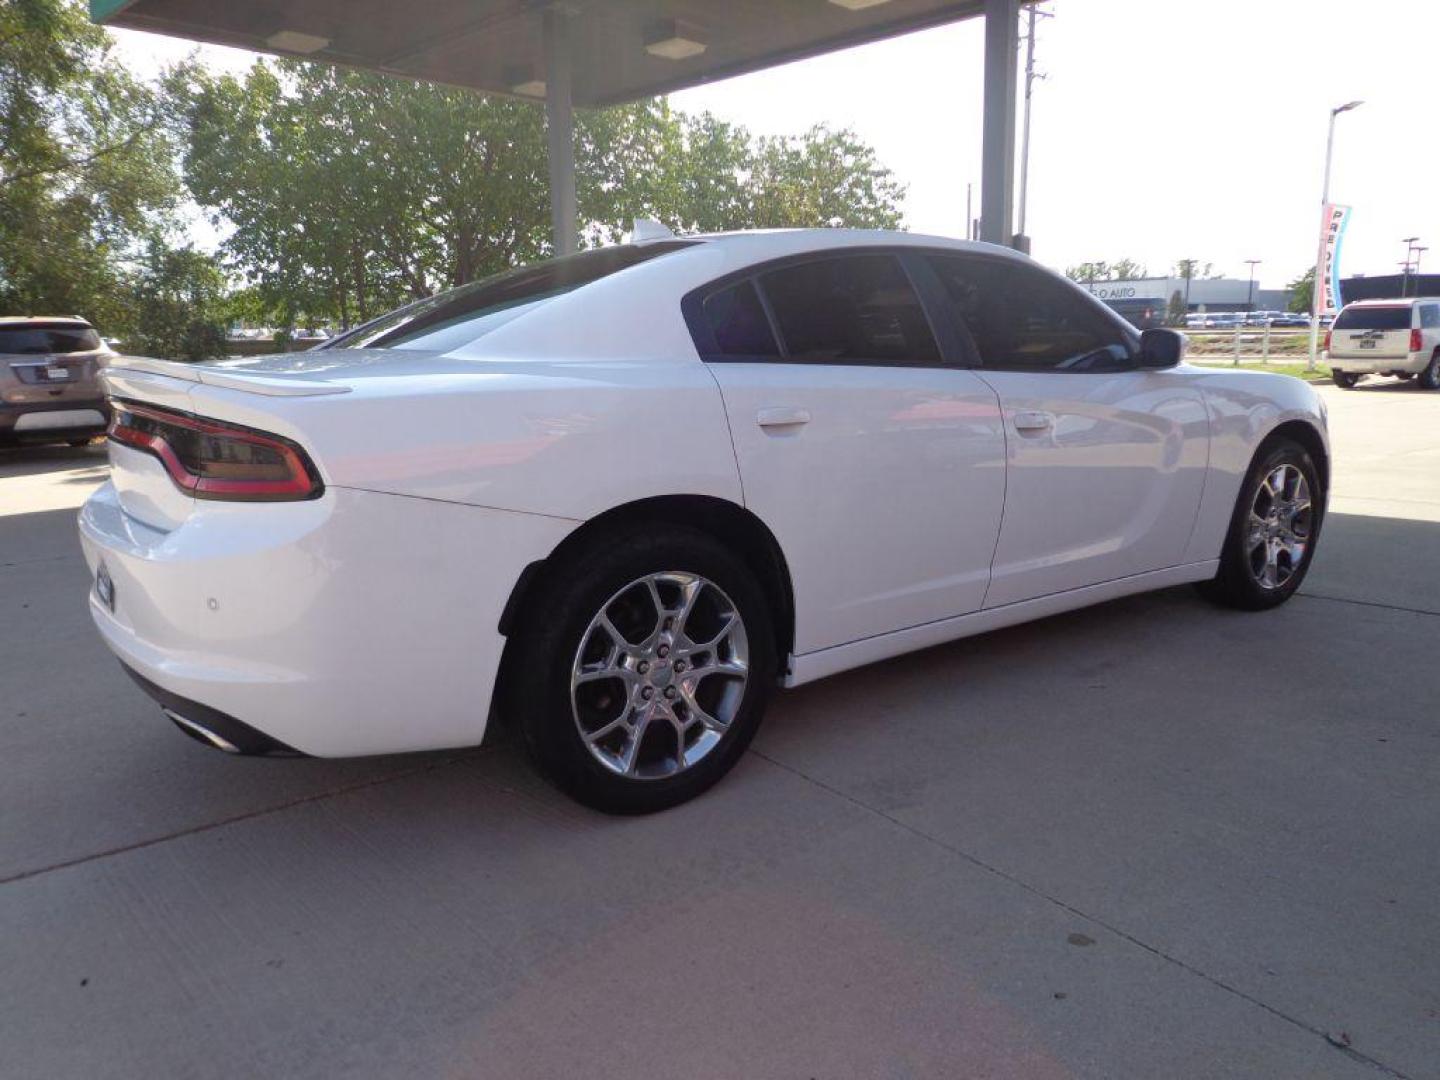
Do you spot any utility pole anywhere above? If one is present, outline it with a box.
[1016,2,1051,244]
[1244,259,1261,312]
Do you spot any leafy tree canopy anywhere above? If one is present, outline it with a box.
[172,61,907,327]
[1,0,178,331]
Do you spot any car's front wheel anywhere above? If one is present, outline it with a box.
[1197,439,1323,610]
[1331,371,1361,389]
[507,527,775,814]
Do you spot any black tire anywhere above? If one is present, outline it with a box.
[1331,370,1361,389]
[1418,352,1440,390]
[505,526,775,814]
[1196,438,1323,611]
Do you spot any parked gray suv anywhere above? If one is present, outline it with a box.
[0,317,113,446]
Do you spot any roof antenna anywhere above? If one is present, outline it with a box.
[630,218,675,243]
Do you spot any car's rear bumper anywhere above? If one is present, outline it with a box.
[1327,350,1428,374]
[78,479,575,757]
[0,398,111,441]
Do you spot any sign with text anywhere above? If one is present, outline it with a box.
[1319,203,1352,315]
[1085,280,1168,301]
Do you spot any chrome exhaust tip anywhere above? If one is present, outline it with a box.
[163,708,241,754]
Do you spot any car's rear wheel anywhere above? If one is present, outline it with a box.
[1197,439,1322,611]
[1418,351,1440,390]
[1331,371,1361,389]
[507,527,775,814]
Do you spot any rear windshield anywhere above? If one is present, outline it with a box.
[322,241,697,352]
[1333,306,1412,331]
[0,324,101,354]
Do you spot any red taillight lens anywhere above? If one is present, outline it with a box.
[108,401,322,501]
[1411,328,1424,352]
[1324,329,1331,351]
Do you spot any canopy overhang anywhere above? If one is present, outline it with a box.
[94,0,1022,252]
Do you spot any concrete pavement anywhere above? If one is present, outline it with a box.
[2,380,1438,1079]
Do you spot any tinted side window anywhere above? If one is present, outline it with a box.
[928,256,1133,372]
[758,255,939,366]
[701,281,780,359]
[1421,305,1440,329]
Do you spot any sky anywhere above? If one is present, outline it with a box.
[110,0,1440,291]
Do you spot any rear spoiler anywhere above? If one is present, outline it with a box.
[101,354,350,398]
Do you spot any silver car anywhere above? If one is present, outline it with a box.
[0,317,113,446]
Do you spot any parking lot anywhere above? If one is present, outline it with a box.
[2,381,1437,1079]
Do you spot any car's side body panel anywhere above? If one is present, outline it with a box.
[975,368,1211,608]
[178,358,745,521]
[709,361,1007,653]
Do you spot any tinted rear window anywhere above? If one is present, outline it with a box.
[323,241,697,352]
[1333,306,1412,331]
[700,281,780,359]
[0,324,101,354]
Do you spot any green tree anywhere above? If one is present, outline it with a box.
[1111,257,1148,280]
[1166,289,1186,326]
[1172,259,1215,282]
[174,61,907,327]
[1065,258,1148,283]
[0,0,177,333]
[1065,261,1111,283]
[123,244,229,361]
[1287,267,1314,313]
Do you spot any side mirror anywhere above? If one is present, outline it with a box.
[1139,328,1186,369]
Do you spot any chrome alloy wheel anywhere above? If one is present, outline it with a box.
[1246,464,1313,590]
[570,572,749,780]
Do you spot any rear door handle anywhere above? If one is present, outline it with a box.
[1012,410,1053,433]
[757,407,811,429]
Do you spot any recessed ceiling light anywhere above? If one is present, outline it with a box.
[265,30,331,54]
[828,0,894,9]
[644,20,706,61]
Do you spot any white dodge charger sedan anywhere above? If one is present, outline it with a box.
[80,229,1328,813]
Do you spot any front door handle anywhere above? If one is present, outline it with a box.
[757,407,812,429]
[1012,410,1053,433]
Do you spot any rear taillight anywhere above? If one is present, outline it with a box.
[1323,329,1331,352]
[1411,328,1424,352]
[108,401,322,501]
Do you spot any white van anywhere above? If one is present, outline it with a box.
[1326,298,1440,388]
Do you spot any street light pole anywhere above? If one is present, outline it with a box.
[1401,236,1419,298]
[1309,100,1363,370]
[1244,259,1261,312]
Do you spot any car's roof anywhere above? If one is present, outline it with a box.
[0,315,93,326]
[669,227,1028,263]
[1344,297,1440,307]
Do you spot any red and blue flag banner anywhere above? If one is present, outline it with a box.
[1319,203,1352,315]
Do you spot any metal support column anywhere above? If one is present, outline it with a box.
[980,0,1019,247]
[544,7,577,256]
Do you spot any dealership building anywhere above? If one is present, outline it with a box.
[1083,278,1293,327]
